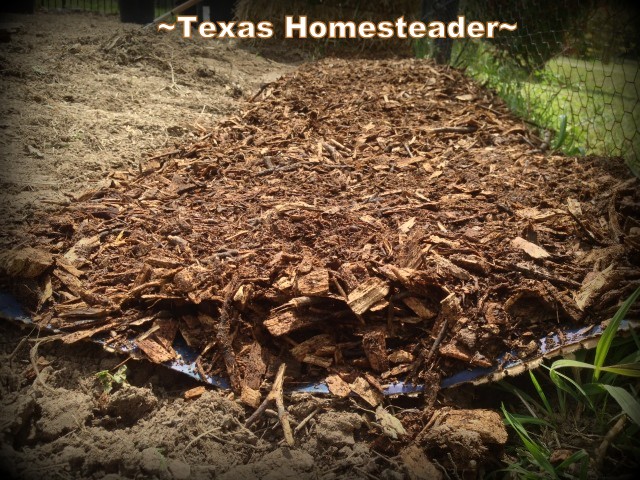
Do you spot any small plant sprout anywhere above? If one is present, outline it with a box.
[95,364,129,394]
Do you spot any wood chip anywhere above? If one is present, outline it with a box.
[349,376,383,407]
[347,277,390,315]
[326,373,351,397]
[0,248,54,278]
[512,236,551,259]
[240,385,262,408]
[184,386,206,400]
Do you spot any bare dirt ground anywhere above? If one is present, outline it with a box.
[0,11,291,246]
[0,11,505,480]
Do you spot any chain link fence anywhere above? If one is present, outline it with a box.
[35,0,175,15]
[442,0,639,173]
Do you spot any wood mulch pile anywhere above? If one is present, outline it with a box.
[2,58,639,407]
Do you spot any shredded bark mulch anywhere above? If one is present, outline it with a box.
[2,58,638,405]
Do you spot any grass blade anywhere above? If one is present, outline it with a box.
[497,382,545,417]
[552,114,568,150]
[555,449,589,473]
[553,359,640,378]
[547,366,594,410]
[508,413,553,428]
[593,287,640,381]
[502,404,557,478]
[600,384,640,426]
[529,370,554,416]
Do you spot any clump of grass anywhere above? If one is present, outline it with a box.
[447,39,638,169]
[496,287,640,478]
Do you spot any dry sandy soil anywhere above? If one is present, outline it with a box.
[1,11,516,480]
[0,11,291,246]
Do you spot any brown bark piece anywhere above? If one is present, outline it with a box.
[296,268,330,296]
[241,342,268,390]
[574,264,616,310]
[448,253,491,275]
[439,343,492,368]
[240,385,262,408]
[301,354,333,368]
[290,334,334,361]
[0,248,53,278]
[388,350,414,364]
[55,257,85,278]
[136,337,176,363]
[184,386,206,400]
[263,310,318,337]
[512,236,551,259]
[347,277,390,315]
[349,376,383,407]
[153,318,178,351]
[379,265,441,296]
[424,253,472,281]
[326,373,351,397]
[362,327,389,373]
[63,235,100,266]
[179,315,205,348]
[402,297,437,320]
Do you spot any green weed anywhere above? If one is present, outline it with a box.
[95,364,128,394]
[498,287,640,477]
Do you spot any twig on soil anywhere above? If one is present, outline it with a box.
[245,363,294,447]
[250,82,273,102]
[182,426,259,453]
[426,318,450,364]
[146,149,180,161]
[427,125,477,134]
[595,415,627,469]
[9,327,36,367]
[217,276,242,392]
[293,406,321,435]
[353,466,380,480]
[29,333,65,392]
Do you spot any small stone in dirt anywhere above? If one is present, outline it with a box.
[289,392,325,419]
[219,448,315,480]
[316,412,363,447]
[167,458,191,480]
[35,388,92,441]
[380,468,405,480]
[422,408,507,466]
[183,386,206,400]
[107,385,158,424]
[400,445,442,480]
[140,447,168,477]
[68,43,81,54]
[60,445,85,469]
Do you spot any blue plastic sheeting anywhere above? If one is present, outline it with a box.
[0,291,633,395]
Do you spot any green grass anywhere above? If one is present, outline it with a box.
[443,39,640,173]
[495,288,640,478]
[521,58,640,166]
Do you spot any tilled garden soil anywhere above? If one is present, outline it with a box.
[1,11,639,480]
